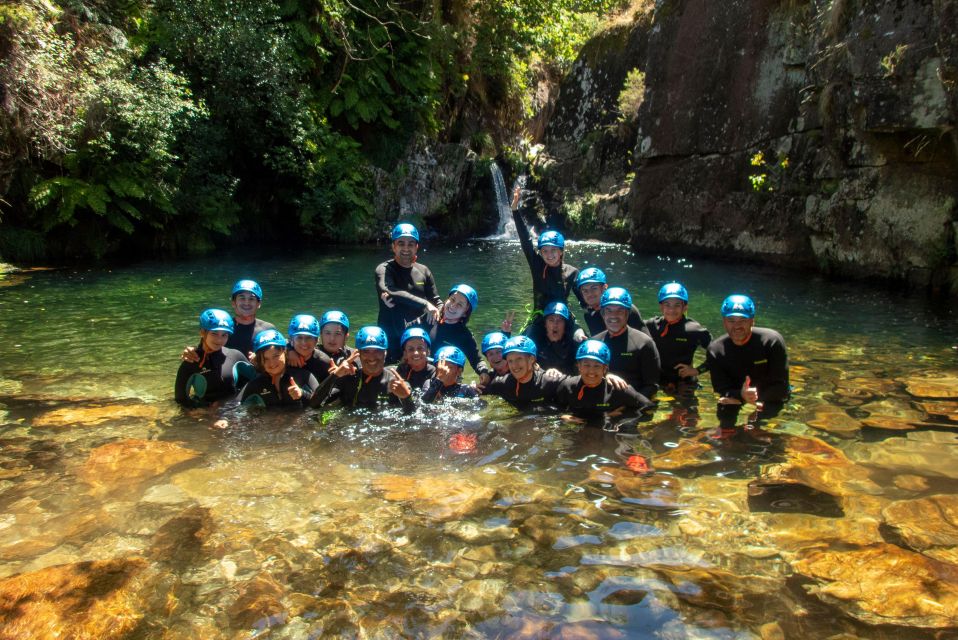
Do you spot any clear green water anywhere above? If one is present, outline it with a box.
[1,241,957,638]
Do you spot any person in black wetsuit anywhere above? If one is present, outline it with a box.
[375,223,442,363]
[481,331,511,377]
[592,287,661,400]
[310,326,415,412]
[523,301,578,375]
[705,295,790,428]
[422,346,480,403]
[285,314,333,382]
[510,188,585,315]
[423,284,493,385]
[287,310,356,381]
[396,327,436,389]
[481,336,564,410]
[239,329,318,407]
[174,309,249,406]
[575,268,648,337]
[556,340,655,422]
[645,282,712,389]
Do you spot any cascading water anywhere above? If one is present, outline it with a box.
[487,163,525,240]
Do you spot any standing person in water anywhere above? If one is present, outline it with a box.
[310,326,415,412]
[706,295,789,428]
[181,279,275,367]
[524,301,578,375]
[576,268,648,337]
[396,327,436,389]
[239,329,318,407]
[424,284,493,386]
[375,223,442,363]
[511,188,585,318]
[174,309,250,406]
[593,287,661,400]
[645,282,712,389]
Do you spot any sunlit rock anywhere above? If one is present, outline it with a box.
[805,405,862,436]
[227,573,287,630]
[902,373,958,400]
[141,484,191,505]
[456,578,508,613]
[893,474,931,492]
[372,474,495,521]
[172,462,304,499]
[918,401,958,421]
[792,543,958,628]
[587,466,684,509]
[79,439,200,493]
[833,376,899,404]
[443,520,515,544]
[32,402,161,428]
[752,435,882,500]
[651,439,718,471]
[0,557,150,638]
[150,505,213,567]
[883,495,958,562]
[760,513,883,552]
[846,431,958,479]
[647,564,784,621]
[518,514,569,548]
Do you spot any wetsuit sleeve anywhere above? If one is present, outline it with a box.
[174,360,202,405]
[421,378,442,403]
[308,371,341,407]
[636,339,661,400]
[695,325,713,374]
[482,375,510,397]
[706,343,740,400]
[512,205,536,264]
[462,330,492,377]
[238,377,266,402]
[613,384,655,411]
[422,266,442,306]
[629,306,651,337]
[567,267,587,309]
[376,262,434,313]
[761,335,790,403]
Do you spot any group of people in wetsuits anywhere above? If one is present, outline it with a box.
[175,199,790,430]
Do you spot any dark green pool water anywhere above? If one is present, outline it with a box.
[1,241,957,638]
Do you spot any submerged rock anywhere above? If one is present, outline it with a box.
[587,467,684,509]
[0,557,150,639]
[805,405,862,436]
[372,474,495,521]
[902,373,958,400]
[79,439,200,493]
[227,573,287,630]
[883,495,958,565]
[917,401,958,421]
[846,431,958,479]
[792,543,958,628]
[32,402,161,429]
[651,439,717,471]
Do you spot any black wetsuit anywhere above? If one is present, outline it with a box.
[555,376,654,420]
[290,348,332,382]
[645,316,712,385]
[523,316,578,375]
[227,318,276,355]
[375,259,442,362]
[396,362,437,389]
[425,319,493,379]
[512,208,584,311]
[310,369,416,412]
[583,305,649,337]
[593,327,661,399]
[238,368,318,408]
[483,369,563,410]
[174,345,249,406]
[421,378,480,403]
[706,327,790,426]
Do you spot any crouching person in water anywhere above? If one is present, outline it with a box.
[239,329,318,407]
[175,309,250,406]
[422,346,480,403]
[556,340,655,423]
[481,336,564,410]
[310,326,415,412]
[481,331,511,378]
[396,327,436,390]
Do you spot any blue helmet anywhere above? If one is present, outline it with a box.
[449,283,478,312]
[253,328,287,352]
[658,282,689,303]
[355,326,389,350]
[288,314,320,338]
[576,340,611,366]
[537,230,565,250]
[721,294,755,318]
[320,310,350,332]
[391,223,420,243]
[231,279,262,300]
[435,345,467,369]
[401,326,432,348]
[543,301,571,321]
[503,335,537,357]
[199,308,234,334]
[481,331,509,354]
[576,267,607,289]
[600,286,632,309]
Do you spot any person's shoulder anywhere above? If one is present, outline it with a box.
[375,259,393,271]
[629,326,655,343]
[754,326,786,344]
[255,318,276,331]
[684,317,708,331]
[707,333,733,351]
[556,375,580,392]
[221,347,248,361]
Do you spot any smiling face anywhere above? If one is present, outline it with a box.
[291,334,318,359]
[359,348,386,376]
[545,314,566,342]
[601,304,629,334]
[577,359,608,387]
[392,238,419,268]
[443,292,470,323]
[260,346,286,377]
[506,352,536,383]
[723,316,754,346]
[540,246,563,268]
[202,329,230,353]
[485,348,509,375]
[580,282,606,309]
[402,338,430,371]
[231,292,261,321]
[320,323,347,354]
[660,299,687,323]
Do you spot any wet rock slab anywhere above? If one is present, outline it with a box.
[32,402,161,428]
[372,473,495,521]
[883,494,958,565]
[847,431,958,479]
[902,373,958,400]
[651,438,718,471]
[792,543,958,628]
[805,405,861,436]
[79,439,200,493]
[587,467,684,509]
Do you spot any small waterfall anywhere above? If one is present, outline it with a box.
[487,163,522,240]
